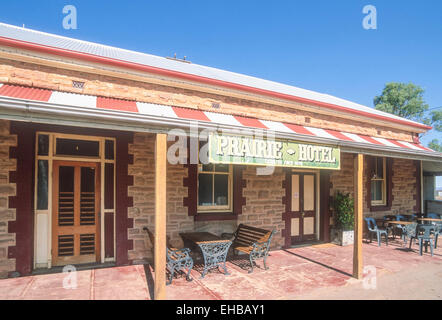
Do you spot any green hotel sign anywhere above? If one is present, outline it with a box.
[208,133,340,170]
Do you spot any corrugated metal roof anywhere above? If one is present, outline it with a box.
[0,22,431,130]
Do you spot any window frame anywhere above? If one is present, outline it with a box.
[197,163,233,213]
[370,157,387,206]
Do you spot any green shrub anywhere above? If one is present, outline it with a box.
[333,191,354,231]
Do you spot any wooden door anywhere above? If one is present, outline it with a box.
[52,161,100,266]
[285,172,317,245]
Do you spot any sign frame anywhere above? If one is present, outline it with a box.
[207,133,341,170]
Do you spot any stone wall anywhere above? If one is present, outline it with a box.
[0,120,16,278]
[382,158,418,217]
[330,153,356,199]
[0,58,416,142]
[330,153,419,222]
[127,132,192,263]
[239,166,286,248]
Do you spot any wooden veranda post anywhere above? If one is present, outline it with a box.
[353,153,363,279]
[154,133,167,300]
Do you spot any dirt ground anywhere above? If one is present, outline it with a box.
[296,261,442,300]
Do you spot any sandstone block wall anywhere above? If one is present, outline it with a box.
[330,153,419,221]
[0,58,416,142]
[0,120,16,278]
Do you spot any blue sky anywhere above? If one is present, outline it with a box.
[1,0,441,186]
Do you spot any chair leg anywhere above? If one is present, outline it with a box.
[376,232,381,247]
[167,268,174,286]
[430,240,434,257]
[248,256,254,274]
[419,239,423,256]
[201,267,207,279]
[385,232,388,246]
[263,256,269,270]
[186,261,193,282]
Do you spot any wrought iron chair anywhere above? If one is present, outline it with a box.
[409,224,436,256]
[198,240,232,278]
[223,225,276,273]
[365,217,389,246]
[143,227,194,285]
[402,222,417,247]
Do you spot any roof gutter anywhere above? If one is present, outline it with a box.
[0,35,433,132]
[0,96,440,163]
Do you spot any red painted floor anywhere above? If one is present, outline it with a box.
[1,239,441,300]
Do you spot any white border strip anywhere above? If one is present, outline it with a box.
[260,120,295,134]
[305,126,338,140]
[137,102,178,118]
[370,136,398,148]
[204,111,243,126]
[340,132,371,144]
[399,141,422,150]
[49,91,97,109]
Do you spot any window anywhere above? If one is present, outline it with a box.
[197,163,232,212]
[370,157,386,206]
[55,138,99,157]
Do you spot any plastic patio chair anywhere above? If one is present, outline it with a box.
[427,213,441,219]
[409,224,436,256]
[425,214,442,248]
[365,217,389,247]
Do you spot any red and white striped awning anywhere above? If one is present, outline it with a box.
[0,84,434,153]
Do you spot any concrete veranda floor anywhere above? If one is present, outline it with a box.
[1,238,442,300]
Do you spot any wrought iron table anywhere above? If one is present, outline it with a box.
[179,232,232,278]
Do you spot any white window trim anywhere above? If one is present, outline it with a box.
[371,157,387,206]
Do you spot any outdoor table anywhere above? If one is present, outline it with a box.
[383,220,415,240]
[179,232,232,278]
[416,218,442,222]
[385,220,415,225]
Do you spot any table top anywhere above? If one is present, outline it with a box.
[416,218,442,222]
[385,220,415,225]
[179,232,230,244]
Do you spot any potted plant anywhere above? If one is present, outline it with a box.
[330,191,354,246]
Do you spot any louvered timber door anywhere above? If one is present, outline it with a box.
[52,161,100,266]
